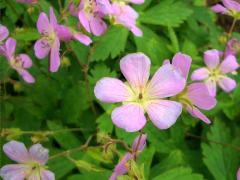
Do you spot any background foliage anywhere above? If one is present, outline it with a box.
[0,0,240,179]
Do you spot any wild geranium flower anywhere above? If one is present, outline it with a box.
[94,53,185,132]
[35,7,91,72]
[110,134,147,180]
[211,0,240,15]
[16,0,38,4]
[0,38,35,83]
[0,141,54,180]
[165,53,217,124]
[78,0,108,36]
[191,49,239,97]
[225,38,240,57]
[0,25,9,44]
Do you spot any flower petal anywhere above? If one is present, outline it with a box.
[5,38,16,59]
[37,12,51,34]
[78,11,91,33]
[49,7,58,28]
[94,77,132,103]
[55,25,72,42]
[187,83,217,110]
[34,39,51,59]
[120,53,151,89]
[218,76,236,92]
[111,104,146,132]
[130,25,143,37]
[191,67,210,81]
[223,0,240,11]
[18,54,32,68]
[3,141,30,163]
[29,144,49,165]
[205,80,217,97]
[129,0,144,4]
[172,52,192,80]
[237,168,240,180]
[220,55,239,74]
[19,69,35,84]
[50,37,60,72]
[73,32,92,45]
[211,4,228,14]
[132,134,147,152]
[40,170,55,180]
[146,100,182,130]
[204,49,220,69]
[0,164,31,180]
[147,64,185,98]
[0,25,9,42]
[89,17,107,36]
[186,106,211,124]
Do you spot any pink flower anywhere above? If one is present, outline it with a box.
[0,38,35,83]
[0,25,9,43]
[78,0,108,36]
[110,134,147,180]
[16,0,38,4]
[211,0,240,15]
[0,141,54,180]
[94,53,185,132]
[34,7,91,72]
[165,53,217,124]
[225,38,240,57]
[191,49,239,97]
[237,168,240,180]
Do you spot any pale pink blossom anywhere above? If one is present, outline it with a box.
[211,0,240,14]
[0,141,54,180]
[0,25,9,43]
[237,168,240,180]
[225,38,240,57]
[110,134,147,180]
[94,53,185,132]
[191,49,239,97]
[0,38,35,83]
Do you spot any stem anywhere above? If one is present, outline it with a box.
[58,0,63,12]
[186,133,240,152]
[133,129,144,160]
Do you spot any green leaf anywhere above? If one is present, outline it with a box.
[67,172,111,180]
[167,26,179,53]
[12,28,40,41]
[96,113,113,134]
[152,167,203,180]
[91,26,129,61]
[140,0,193,27]
[202,120,239,180]
[75,160,103,172]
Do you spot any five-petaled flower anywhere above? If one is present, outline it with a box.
[35,7,91,72]
[0,140,54,180]
[0,38,35,83]
[164,53,217,124]
[211,0,240,15]
[191,49,239,97]
[94,53,185,132]
[110,134,147,180]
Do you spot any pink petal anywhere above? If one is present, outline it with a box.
[191,67,210,81]
[147,64,185,98]
[111,104,146,132]
[211,4,228,14]
[49,38,60,72]
[94,77,132,103]
[78,11,91,33]
[17,54,32,68]
[130,25,143,37]
[73,32,92,46]
[237,168,240,180]
[146,100,182,129]
[55,25,72,42]
[220,55,239,74]
[132,134,147,152]
[49,7,58,28]
[204,49,220,69]
[19,69,35,84]
[3,141,30,163]
[163,59,170,65]
[218,76,236,92]
[205,80,217,97]
[225,38,239,56]
[130,0,144,4]
[40,170,55,180]
[0,25,9,42]
[187,106,211,124]
[28,172,41,180]
[34,38,51,59]
[120,53,150,89]
[172,52,192,79]
[29,144,49,165]
[96,0,113,14]
[187,83,217,110]
[5,38,16,59]
[89,16,107,36]
[223,0,240,11]
[37,12,51,34]
[0,164,31,180]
